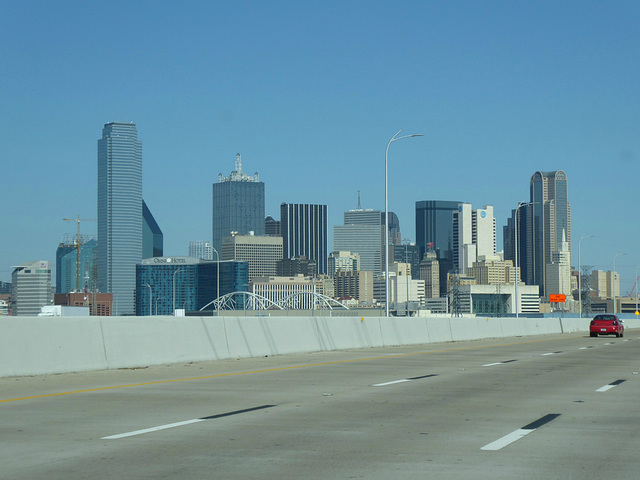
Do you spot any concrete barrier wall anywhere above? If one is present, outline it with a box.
[0,315,637,378]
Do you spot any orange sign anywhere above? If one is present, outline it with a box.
[549,294,566,303]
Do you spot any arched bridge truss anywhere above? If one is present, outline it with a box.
[199,291,349,311]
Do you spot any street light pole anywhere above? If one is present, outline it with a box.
[144,283,152,316]
[385,129,423,318]
[578,234,594,318]
[212,246,220,316]
[635,265,640,315]
[613,253,626,314]
[172,268,183,316]
[514,202,532,318]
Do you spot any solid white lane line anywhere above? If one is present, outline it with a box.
[481,429,532,451]
[373,379,411,387]
[102,419,204,439]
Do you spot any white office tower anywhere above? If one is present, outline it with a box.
[453,204,496,274]
[11,260,52,316]
[189,241,214,260]
[545,229,572,299]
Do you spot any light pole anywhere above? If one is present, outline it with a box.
[212,246,220,316]
[172,268,183,316]
[613,253,626,314]
[385,129,423,317]
[635,265,639,314]
[144,283,152,316]
[578,234,594,318]
[514,202,532,318]
[155,296,162,315]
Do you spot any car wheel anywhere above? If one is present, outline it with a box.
[590,332,597,337]
[615,332,620,337]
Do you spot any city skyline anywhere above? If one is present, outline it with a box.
[2,2,639,294]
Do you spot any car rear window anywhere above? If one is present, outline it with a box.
[595,315,616,321]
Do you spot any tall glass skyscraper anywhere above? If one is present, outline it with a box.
[212,154,265,254]
[415,200,462,296]
[528,170,571,297]
[143,200,163,259]
[280,203,328,274]
[97,122,142,315]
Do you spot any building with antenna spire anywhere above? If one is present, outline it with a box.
[212,154,265,254]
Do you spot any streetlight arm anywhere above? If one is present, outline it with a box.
[384,129,423,317]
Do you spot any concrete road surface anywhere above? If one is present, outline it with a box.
[2,332,639,479]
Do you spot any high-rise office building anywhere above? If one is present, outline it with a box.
[143,200,163,259]
[503,203,531,286]
[333,208,389,274]
[415,200,461,296]
[11,260,52,316]
[419,250,440,298]
[528,171,571,297]
[328,251,360,274]
[58,239,98,294]
[55,240,75,293]
[97,122,143,315]
[280,203,328,275]
[452,204,496,274]
[265,215,281,236]
[394,243,420,279]
[382,211,401,246]
[212,154,265,254]
[545,230,572,299]
[221,234,283,280]
[189,241,214,260]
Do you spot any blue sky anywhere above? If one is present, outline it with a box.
[2,1,639,293]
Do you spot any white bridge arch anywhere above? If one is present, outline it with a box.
[199,291,349,311]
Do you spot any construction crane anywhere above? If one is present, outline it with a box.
[63,215,96,292]
[626,275,639,298]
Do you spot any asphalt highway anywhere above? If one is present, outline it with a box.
[2,331,639,479]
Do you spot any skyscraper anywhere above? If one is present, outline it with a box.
[143,200,163,259]
[212,154,265,254]
[12,260,52,316]
[415,200,461,296]
[452,204,496,274]
[189,241,214,260]
[58,239,98,294]
[280,203,328,274]
[334,208,385,274]
[528,170,571,297]
[97,122,142,315]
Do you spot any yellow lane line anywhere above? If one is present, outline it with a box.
[0,336,569,403]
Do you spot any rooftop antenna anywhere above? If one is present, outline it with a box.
[357,190,361,209]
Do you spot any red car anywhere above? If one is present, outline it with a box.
[590,314,624,337]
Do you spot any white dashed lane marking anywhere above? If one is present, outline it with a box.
[596,379,626,392]
[481,414,561,451]
[101,405,276,439]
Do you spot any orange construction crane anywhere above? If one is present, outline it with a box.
[63,215,96,292]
